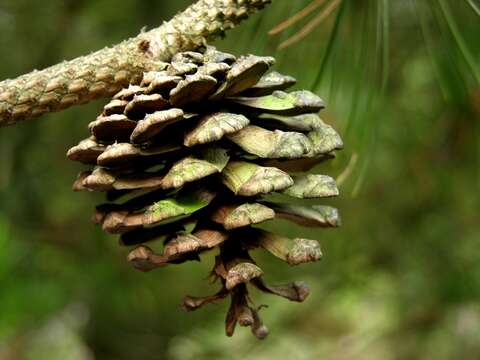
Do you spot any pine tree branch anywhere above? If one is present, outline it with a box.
[0,0,272,127]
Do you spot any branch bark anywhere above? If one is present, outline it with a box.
[0,0,272,127]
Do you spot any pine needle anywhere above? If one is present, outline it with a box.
[278,0,342,50]
[414,0,451,99]
[336,153,358,187]
[381,0,390,92]
[438,0,480,84]
[311,0,346,91]
[466,0,480,16]
[268,0,327,36]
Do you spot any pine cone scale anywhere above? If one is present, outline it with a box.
[67,46,343,339]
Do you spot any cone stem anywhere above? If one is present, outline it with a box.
[0,0,272,127]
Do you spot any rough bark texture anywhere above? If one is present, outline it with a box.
[0,0,272,127]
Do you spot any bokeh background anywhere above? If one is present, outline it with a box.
[0,0,479,359]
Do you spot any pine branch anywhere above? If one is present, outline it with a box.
[0,0,272,127]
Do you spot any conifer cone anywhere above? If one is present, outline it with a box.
[67,46,343,339]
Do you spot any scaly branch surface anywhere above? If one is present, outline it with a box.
[0,0,272,127]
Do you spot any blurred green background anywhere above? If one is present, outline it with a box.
[0,0,479,359]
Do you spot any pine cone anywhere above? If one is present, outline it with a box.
[67,46,343,339]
